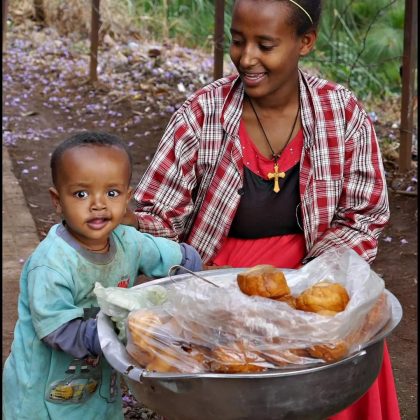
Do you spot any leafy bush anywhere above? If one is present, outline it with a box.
[306,0,404,99]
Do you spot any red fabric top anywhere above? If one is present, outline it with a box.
[212,121,306,269]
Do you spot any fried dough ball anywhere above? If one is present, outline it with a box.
[127,310,164,357]
[127,344,154,367]
[260,347,311,366]
[345,292,389,347]
[208,345,266,373]
[273,294,297,309]
[296,281,350,315]
[307,340,349,363]
[237,265,290,298]
[127,310,163,339]
[146,350,181,373]
[143,341,210,373]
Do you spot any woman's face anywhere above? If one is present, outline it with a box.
[229,0,315,103]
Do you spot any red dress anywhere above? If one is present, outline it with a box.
[212,121,401,420]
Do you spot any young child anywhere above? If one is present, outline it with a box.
[2,131,202,420]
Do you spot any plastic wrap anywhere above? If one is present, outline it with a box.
[125,249,392,373]
[94,282,167,342]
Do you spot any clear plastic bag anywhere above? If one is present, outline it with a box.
[125,248,392,373]
[94,282,167,342]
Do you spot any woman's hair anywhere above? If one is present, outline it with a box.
[285,0,322,35]
[50,131,133,186]
[233,0,322,35]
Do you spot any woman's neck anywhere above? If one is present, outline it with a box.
[249,76,300,113]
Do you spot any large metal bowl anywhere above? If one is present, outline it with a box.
[98,268,402,420]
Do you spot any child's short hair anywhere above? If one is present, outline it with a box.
[50,131,133,186]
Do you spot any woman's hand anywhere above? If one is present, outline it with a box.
[122,208,139,229]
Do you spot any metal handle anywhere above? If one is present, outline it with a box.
[168,265,220,288]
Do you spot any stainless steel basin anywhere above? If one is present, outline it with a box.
[98,268,402,420]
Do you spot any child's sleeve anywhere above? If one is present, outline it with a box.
[136,232,202,277]
[42,318,101,358]
[179,243,202,271]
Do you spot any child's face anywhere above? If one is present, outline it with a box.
[229,0,316,101]
[49,145,132,251]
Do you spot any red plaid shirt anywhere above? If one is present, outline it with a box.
[133,71,390,264]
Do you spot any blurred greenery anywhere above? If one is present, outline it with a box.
[126,0,404,100]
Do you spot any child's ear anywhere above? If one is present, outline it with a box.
[127,187,133,201]
[125,187,133,213]
[49,187,62,215]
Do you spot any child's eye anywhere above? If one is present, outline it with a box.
[74,191,88,199]
[107,190,120,198]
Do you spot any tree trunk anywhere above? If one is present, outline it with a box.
[3,0,9,50]
[213,0,225,80]
[33,0,46,24]
[89,0,101,83]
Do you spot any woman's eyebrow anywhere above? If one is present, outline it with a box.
[230,28,278,42]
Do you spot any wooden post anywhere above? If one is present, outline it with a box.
[2,0,9,51]
[162,0,169,39]
[33,0,46,24]
[89,0,100,83]
[399,0,417,172]
[213,0,225,81]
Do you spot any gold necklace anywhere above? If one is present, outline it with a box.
[248,96,300,193]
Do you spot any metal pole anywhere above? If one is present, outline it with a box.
[2,0,9,51]
[89,0,100,83]
[399,0,417,172]
[213,0,225,81]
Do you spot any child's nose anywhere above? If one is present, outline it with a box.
[91,195,106,210]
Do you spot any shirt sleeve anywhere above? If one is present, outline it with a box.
[304,101,390,264]
[136,232,184,278]
[132,105,201,241]
[27,266,84,339]
[179,243,203,271]
[42,318,101,358]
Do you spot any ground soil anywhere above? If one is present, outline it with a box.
[2,19,418,420]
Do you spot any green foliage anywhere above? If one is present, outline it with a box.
[127,0,404,100]
[306,0,404,100]
[127,0,233,49]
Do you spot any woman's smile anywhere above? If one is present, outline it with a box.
[241,72,267,87]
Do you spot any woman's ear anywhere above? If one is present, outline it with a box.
[300,30,317,57]
[49,187,62,215]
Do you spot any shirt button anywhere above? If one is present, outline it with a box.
[237,188,245,196]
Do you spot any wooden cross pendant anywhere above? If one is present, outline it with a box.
[268,163,285,193]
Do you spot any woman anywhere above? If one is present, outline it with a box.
[125,1,400,418]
